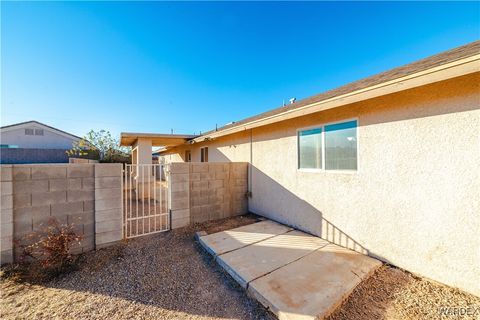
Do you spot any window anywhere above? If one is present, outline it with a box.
[34,129,44,136]
[25,129,34,135]
[298,128,322,169]
[200,147,208,162]
[298,119,357,171]
[185,150,191,162]
[325,120,357,170]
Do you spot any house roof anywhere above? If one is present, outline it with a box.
[0,120,83,140]
[190,40,479,143]
[120,132,197,147]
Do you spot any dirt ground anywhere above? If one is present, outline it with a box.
[2,214,479,320]
[328,265,480,320]
[1,214,274,320]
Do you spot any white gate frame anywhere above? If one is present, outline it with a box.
[123,164,170,238]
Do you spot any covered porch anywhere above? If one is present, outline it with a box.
[119,132,198,238]
[120,132,196,166]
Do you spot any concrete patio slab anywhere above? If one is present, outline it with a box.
[247,243,382,320]
[198,220,382,320]
[198,220,292,256]
[217,230,330,288]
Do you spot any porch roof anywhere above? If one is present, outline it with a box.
[120,132,197,147]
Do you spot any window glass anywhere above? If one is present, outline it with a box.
[35,129,44,136]
[25,129,34,135]
[201,147,208,162]
[325,120,357,170]
[298,128,322,169]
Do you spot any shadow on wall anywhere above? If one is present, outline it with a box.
[34,162,395,319]
[174,75,480,264]
[248,165,374,257]
[168,160,379,259]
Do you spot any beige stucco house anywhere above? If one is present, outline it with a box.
[121,41,480,296]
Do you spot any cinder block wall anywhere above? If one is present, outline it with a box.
[94,164,123,248]
[0,163,123,264]
[69,158,99,164]
[1,166,13,264]
[169,163,190,229]
[169,162,248,228]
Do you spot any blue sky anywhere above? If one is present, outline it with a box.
[1,1,479,138]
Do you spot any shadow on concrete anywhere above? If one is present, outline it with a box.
[23,76,479,317]
[247,165,375,256]
[27,164,393,319]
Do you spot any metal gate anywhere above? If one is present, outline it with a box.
[123,164,170,238]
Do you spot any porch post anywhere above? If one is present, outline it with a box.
[132,138,153,199]
[133,138,153,166]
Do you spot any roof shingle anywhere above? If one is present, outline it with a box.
[201,40,480,137]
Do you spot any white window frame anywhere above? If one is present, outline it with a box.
[297,118,359,174]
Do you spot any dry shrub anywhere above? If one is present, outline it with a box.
[14,218,83,282]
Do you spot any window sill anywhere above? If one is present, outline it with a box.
[297,168,357,174]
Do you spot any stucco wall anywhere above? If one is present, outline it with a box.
[162,131,252,164]
[161,73,480,296]
[1,124,78,149]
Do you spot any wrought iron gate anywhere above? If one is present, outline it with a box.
[123,164,170,238]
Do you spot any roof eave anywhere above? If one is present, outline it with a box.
[192,55,480,143]
[120,132,198,147]
[0,120,83,141]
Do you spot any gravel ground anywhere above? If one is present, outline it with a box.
[328,265,480,320]
[1,214,275,320]
[2,214,479,320]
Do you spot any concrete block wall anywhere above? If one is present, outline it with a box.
[0,163,123,264]
[1,166,13,264]
[0,148,69,164]
[169,162,248,228]
[169,163,190,229]
[4,164,95,260]
[94,164,123,248]
[69,158,99,164]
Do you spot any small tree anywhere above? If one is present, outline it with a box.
[67,130,131,163]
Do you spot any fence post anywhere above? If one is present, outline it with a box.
[94,163,123,249]
[0,165,13,264]
[169,163,191,229]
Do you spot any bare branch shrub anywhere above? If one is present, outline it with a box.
[17,218,83,281]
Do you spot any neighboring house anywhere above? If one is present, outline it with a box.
[0,120,82,164]
[120,41,480,296]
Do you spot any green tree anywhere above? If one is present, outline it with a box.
[67,130,131,163]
